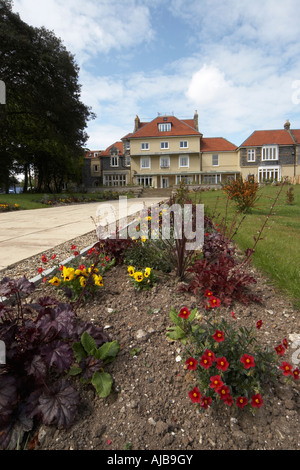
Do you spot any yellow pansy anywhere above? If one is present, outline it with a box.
[144,267,151,277]
[75,268,88,277]
[62,266,75,281]
[141,236,147,243]
[79,276,86,287]
[49,276,61,286]
[94,274,103,286]
[128,266,135,276]
[88,265,99,273]
[134,271,144,282]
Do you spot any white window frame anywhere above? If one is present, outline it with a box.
[262,145,278,161]
[176,175,193,184]
[180,140,188,148]
[160,156,170,168]
[179,155,189,168]
[158,123,171,132]
[203,174,221,184]
[141,142,149,150]
[258,166,281,182]
[160,141,169,149]
[141,157,151,169]
[110,156,119,167]
[212,154,219,166]
[247,148,256,162]
[125,155,131,166]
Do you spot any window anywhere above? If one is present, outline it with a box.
[137,176,153,187]
[160,156,170,168]
[262,145,278,161]
[93,164,99,172]
[158,123,171,132]
[180,141,188,148]
[104,174,126,186]
[258,166,281,182]
[247,149,256,162]
[94,152,98,157]
[212,154,219,166]
[141,157,151,169]
[110,156,118,167]
[141,142,149,150]
[176,175,193,184]
[160,141,169,149]
[125,156,131,166]
[126,142,130,150]
[179,155,189,167]
[203,174,221,184]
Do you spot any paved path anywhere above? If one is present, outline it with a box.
[0,197,165,271]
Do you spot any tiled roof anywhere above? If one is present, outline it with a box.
[291,129,300,144]
[85,150,102,158]
[100,141,124,156]
[127,115,201,139]
[201,137,237,152]
[240,130,295,146]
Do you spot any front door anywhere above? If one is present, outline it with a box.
[162,177,169,188]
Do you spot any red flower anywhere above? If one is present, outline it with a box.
[185,357,198,370]
[224,394,233,406]
[240,354,255,369]
[256,320,263,329]
[59,265,64,271]
[204,289,213,297]
[280,362,293,376]
[203,349,216,362]
[189,387,201,403]
[37,267,44,273]
[293,368,299,380]
[236,396,248,409]
[51,254,57,260]
[200,354,213,369]
[212,330,224,343]
[179,306,191,319]
[275,344,285,356]
[231,311,236,319]
[283,338,288,349]
[41,255,48,263]
[42,277,47,283]
[71,244,77,250]
[78,264,86,270]
[216,356,229,372]
[208,296,221,308]
[105,256,110,261]
[216,384,230,400]
[210,375,223,390]
[73,250,79,256]
[251,393,263,408]
[201,396,212,409]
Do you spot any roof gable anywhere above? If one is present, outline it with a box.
[100,141,124,156]
[128,115,201,139]
[241,130,296,147]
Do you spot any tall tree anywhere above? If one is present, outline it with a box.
[0,1,95,192]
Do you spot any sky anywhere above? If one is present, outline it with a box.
[11,0,300,150]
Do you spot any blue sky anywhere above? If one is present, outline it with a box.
[12,0,300,150]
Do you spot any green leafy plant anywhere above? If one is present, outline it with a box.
[70,331,119,398]
[167,295,299,413]
[223,176,259,213]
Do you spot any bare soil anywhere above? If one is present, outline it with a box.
[33,263,300,451]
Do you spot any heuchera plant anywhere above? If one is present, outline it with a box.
[167,292,299,413]
[0,276,111,449]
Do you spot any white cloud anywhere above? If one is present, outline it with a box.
[13,0,154,65]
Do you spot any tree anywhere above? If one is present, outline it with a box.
[0,1,95,192]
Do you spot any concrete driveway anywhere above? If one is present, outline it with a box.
[0,197,165,271]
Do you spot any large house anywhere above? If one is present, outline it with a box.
[238,120,300,183]
[121,112,238,188]
[83,116,300,189]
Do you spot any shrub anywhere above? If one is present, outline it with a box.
[223,176,259,213]
[167,297,299,413]
[0,276,112,449]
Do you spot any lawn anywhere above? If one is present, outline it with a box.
[193,183,300,308]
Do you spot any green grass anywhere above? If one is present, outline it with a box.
[193,184,300,308]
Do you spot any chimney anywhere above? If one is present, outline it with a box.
[134,115,140,132]
[284,119,291,130]
[194,110,199,131]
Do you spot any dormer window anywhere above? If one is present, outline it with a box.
[111,155,119,167]
[158,123,171,132]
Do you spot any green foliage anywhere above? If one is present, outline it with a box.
[223,176,260,213]
[71,331,120,398]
